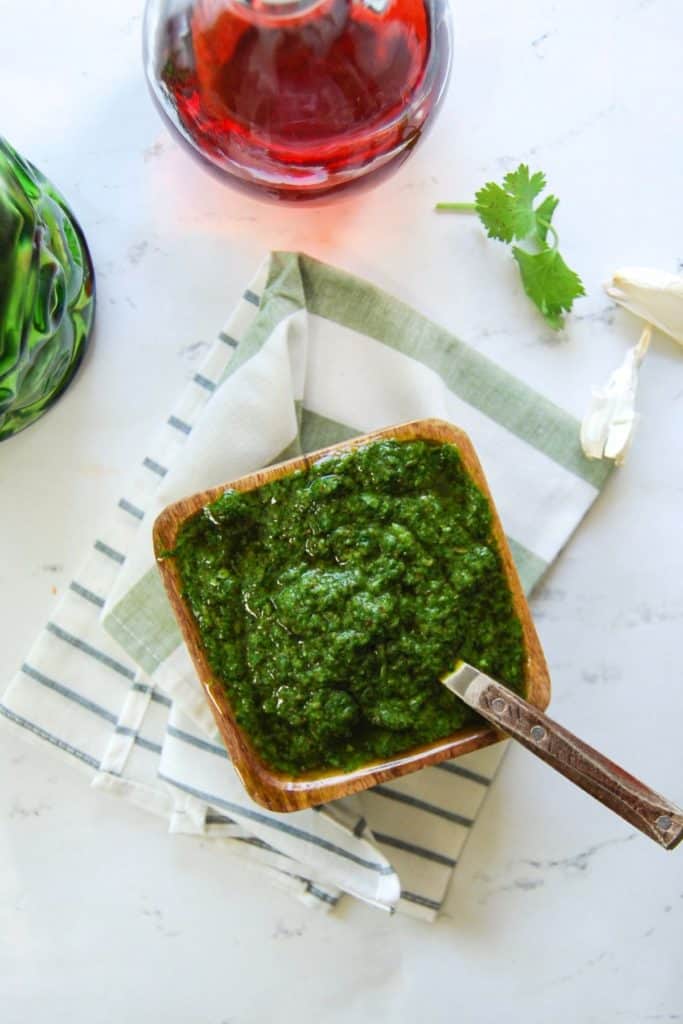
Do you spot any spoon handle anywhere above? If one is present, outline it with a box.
[443,664,683,850]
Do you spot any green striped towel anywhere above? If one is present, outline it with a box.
[0,252,611,920]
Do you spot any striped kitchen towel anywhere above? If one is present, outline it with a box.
[0,252,611,921]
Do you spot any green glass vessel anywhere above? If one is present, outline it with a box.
[0,138,95,441]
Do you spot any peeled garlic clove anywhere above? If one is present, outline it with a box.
[605,267,683,345]
[580,327,651,465]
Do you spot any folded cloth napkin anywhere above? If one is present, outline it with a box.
[1,252,612,920]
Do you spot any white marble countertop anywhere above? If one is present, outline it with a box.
[1,0,682,1020]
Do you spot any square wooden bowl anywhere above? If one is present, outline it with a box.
[153,418,551,812]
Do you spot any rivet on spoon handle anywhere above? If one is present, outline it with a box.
[442,663,683,851]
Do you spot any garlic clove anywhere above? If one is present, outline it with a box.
[580,326,652,465]
[605,267,683,345]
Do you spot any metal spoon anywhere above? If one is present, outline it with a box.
[442,662,683,850]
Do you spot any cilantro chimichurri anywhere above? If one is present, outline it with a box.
[172,439,525,775]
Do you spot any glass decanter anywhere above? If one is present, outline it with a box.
[144,0,452,202]
[0,138,95,442]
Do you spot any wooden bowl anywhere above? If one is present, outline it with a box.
[153,418,551,812]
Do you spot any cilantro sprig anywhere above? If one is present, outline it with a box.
[437,164,585,330]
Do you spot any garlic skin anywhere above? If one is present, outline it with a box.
[605,267,683,345]
[580,326,651,465]
[580,267,683,465]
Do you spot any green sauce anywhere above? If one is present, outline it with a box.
[172,439,525,775]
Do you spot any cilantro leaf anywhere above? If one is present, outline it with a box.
[502,164,547,211]
[474,182,519,242]
[512,247,586,330]
[438,163,585,329]
[475,164,547,243]
[534,194,559,245]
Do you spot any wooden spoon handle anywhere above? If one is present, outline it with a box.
[445,665,683,850]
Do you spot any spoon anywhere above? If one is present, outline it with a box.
[441,662,683,850]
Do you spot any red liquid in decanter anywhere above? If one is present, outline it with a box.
[157,0,449,200]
